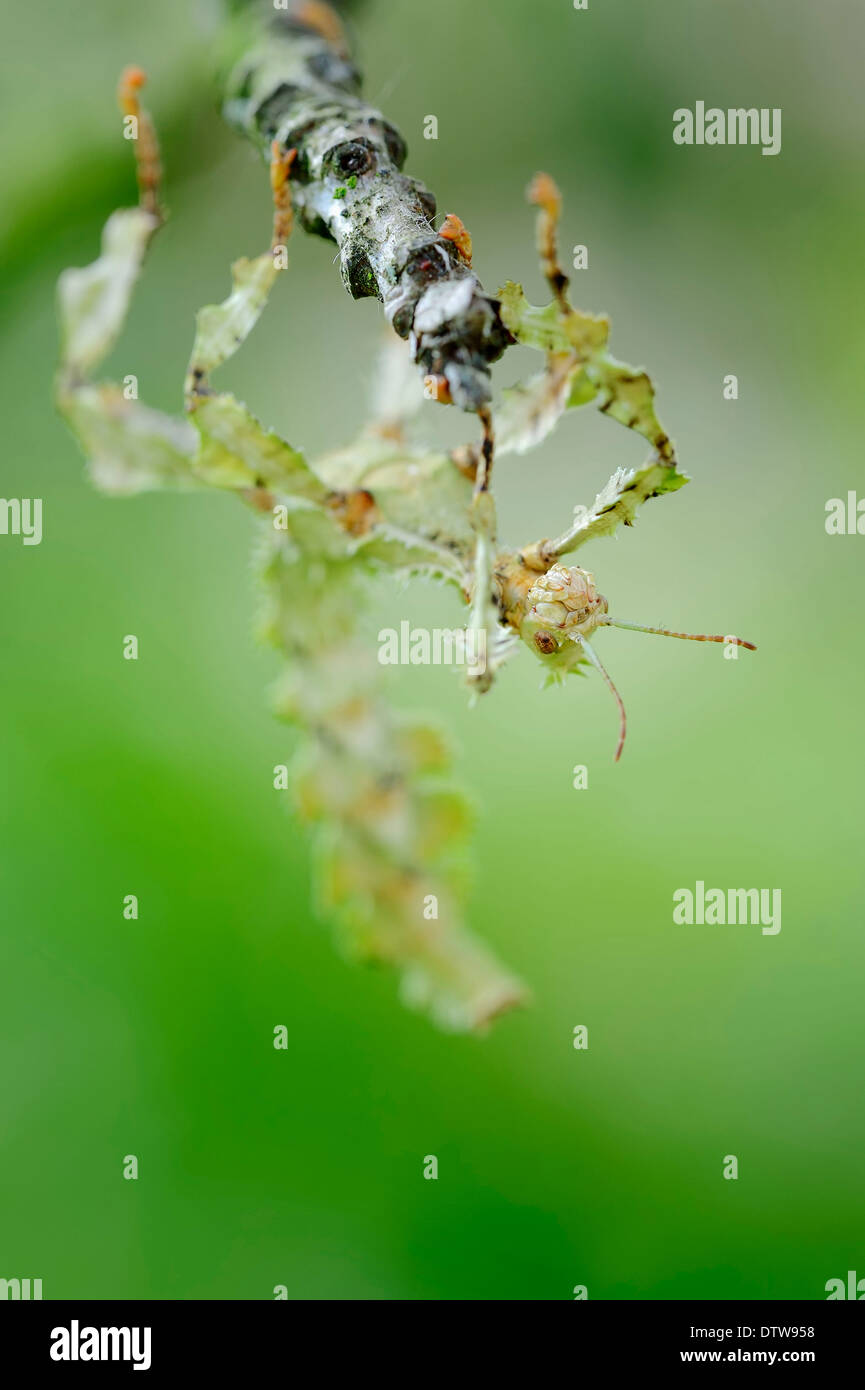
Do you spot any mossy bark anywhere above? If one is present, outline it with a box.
[223,3,511,409]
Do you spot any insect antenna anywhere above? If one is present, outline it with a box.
[573,634,627,762]
[597,619,756,651]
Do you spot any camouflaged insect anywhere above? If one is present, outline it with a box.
[54,20,755,1030]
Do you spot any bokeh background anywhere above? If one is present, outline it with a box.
[2,0,863,1300]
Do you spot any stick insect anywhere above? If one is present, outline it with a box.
[54,48,758,1027]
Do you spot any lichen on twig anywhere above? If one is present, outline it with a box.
[222,0,512,411]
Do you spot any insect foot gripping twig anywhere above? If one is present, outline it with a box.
[270,141,298,249]
[222,1,513,409]
[439,213,473,266]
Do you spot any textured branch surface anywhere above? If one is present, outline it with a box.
[223,1,511,409]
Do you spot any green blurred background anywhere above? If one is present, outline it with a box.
[2,0,863,1300]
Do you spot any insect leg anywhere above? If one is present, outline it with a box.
[572,633,627,762]
[597,618,756,650]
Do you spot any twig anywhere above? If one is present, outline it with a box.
[222,1,512,409]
